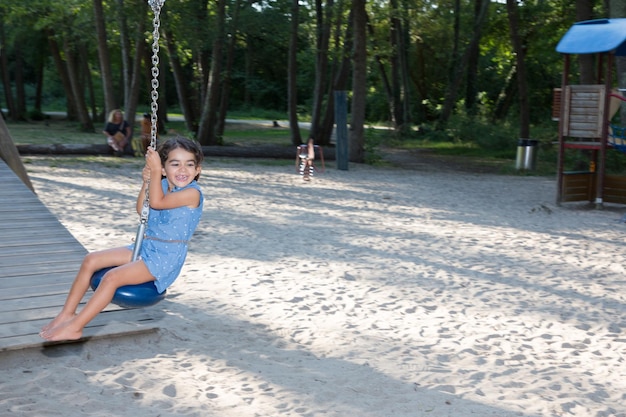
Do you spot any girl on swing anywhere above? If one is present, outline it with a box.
[40,136,204,342]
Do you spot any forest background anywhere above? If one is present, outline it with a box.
[1,0,626,165]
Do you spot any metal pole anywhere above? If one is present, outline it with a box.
[131,222,147,261]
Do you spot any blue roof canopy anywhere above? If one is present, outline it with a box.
[556,18,626,56]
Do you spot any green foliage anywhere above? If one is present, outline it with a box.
[363,127,384,165]
[226,107,289,121]
[417,112,518,153]
[0,0,595,155]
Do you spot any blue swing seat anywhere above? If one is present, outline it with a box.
[90,267,166,309]
[609,124,626,153]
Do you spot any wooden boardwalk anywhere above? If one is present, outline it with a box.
[0,159,161,351]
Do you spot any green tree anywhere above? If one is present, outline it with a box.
[350,0,366,162]
[94,0,116,117]
[287,0,303,145]
[506,0,529,140]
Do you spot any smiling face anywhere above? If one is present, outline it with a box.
[161,147,202,190]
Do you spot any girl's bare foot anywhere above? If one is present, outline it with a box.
[40,313,75,333]
[40,319,83,342]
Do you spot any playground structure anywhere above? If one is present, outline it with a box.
[555,18,626,206]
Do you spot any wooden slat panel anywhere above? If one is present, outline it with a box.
[562,85,605,138]
[561,172,595,202]
[603,175,626,204]
[552,88,561,121]
[0,159,161,352]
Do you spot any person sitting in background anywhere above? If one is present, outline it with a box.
[140,112,159,152]
[103,109,131,156]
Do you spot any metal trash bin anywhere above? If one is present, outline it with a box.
[516,139,538,170]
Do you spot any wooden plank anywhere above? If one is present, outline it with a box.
[561,172,595,202]
[0,243,86,258]
[0,282,82,302]
[564,141,602,150]
[568,115,601,125]
[552,88,561,121]
[0,310,162,352]
[562,85,605,138]
[0,273,85,291]
[603,175,626,204]
[0,158,162,351]
[0,235,83,248]
[0,253,84,268]
[0,228,79,240]
[0,293,84,313]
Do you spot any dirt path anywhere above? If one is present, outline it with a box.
[380,146,509,174]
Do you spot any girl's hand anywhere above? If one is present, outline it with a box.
[145,147,162,173]
[142,165,151,183]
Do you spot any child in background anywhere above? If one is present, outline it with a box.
[298,137,316,181]
[141,112,159,152]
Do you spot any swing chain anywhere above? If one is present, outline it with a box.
[140,0,165,225]
[148,0,165,152]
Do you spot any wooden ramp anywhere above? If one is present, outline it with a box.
[0,159,161,352]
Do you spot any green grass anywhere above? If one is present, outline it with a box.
[217,121,297,146]
[6,117,300,147]
[15,111,621,176]
[7,119,103,145]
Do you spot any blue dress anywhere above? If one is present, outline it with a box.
[129,179,203,293]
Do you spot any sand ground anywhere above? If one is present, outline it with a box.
[1,155,626,417]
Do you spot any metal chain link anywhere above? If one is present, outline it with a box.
[148,0,165,151]
[133,0,166,259]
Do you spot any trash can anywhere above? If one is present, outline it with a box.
[516,139,538,170]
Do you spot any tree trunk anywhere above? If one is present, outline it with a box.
[125,18,147,137]
[506,0,529,139]
[350,0,367,163]
[318,6,352,147]
[14,39,27,119]
[47,32,77,121]
[449,0,461,91]
[398,0,412,132]
[438,0,490,127]
[117,0,132,109]
[79,43,98,122]
[465,0,484,115]
[197,0,225,145]
[34,56,44,113]
[63,38,94,132]
[410,37,428,122]
[389,0,402,129]
[576,0,595,84]
[0,19,18,121]
[93,0,117,115]
[491,64,517,122]
[367,13,395,128]
[217,0,243,139]
[388,0,414,132]
[287,0,302,146]
[309,0,333,141]
[165,31,197,133]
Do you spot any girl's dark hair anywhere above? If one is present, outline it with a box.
[157,136,204,181]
